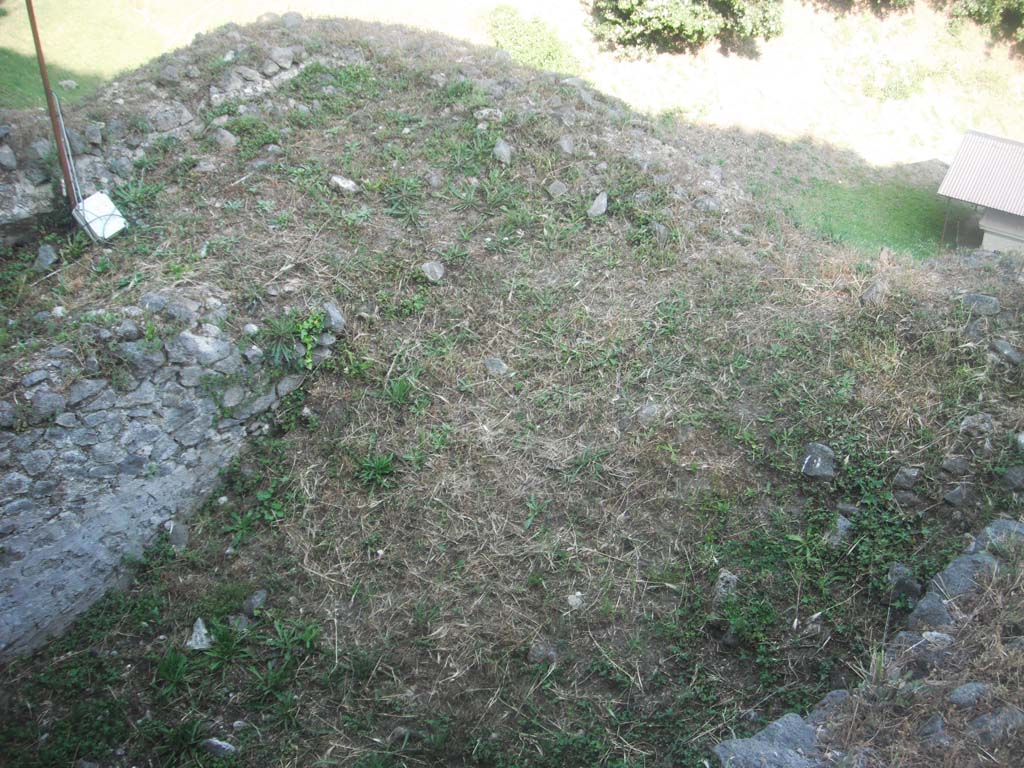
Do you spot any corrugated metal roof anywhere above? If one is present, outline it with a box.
[938,131,1024,216]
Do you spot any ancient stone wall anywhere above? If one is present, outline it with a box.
[0,286,311,659]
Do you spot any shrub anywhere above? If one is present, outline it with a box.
[591,0,784,50]
[487,6,579,73]
[950,0,1024,42]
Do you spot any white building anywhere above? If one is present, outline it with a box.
[938,131,1024,253]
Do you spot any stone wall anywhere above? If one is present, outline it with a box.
[712,518,1024,767]
[0,286,308,659]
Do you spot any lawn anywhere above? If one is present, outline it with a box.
[789,179,977,260]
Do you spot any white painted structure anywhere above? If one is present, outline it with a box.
[939,131,1024,252]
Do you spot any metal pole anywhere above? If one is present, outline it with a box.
[25,0,75,205]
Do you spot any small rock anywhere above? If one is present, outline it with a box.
[30,389,66,423]
[919,714,951,748]
[1002,466,1024,491]
[156,65,182,87]
[186,618,212,650]
[421,261,445,283]
[115,319,141,341]
[269,46,294,70]
[0,144,16,171]
[322,301,346,333]
[527,638,558,665]
[473,107,503,123]
[567,592,584,610]
[557,135,574,155]
[213,128,238,151]
[329,175,359,194]
[968,706,1024,747]
[824,514,853,547]
[84,123,103,146]
[317,333,337,348]
[961,293,1000,316]
[242,323,259,336]
[547,180,569,198]
[200,738,237,757]
[887,563,922,605]
[976,519,1024,553]
[34,244,58,271]
[801,443,836,479]
[922,630,954,648]
[893,466,922,490]
[931,552,998,598]
[943,483,971,507]
[483,357,509,376]
[261,59,282,77]
[907,592,953,629]
[859,280,888,307]
[493,138,512,165]
[228,614,250,632]
[587,191,608,218]
[949,682,989,708]
[282,11,304,28]
[991,339,1022,365]
[693,195,721,212]
[168,521,189,552]
[895,490,922,507]
[959,412,991,439]
[713,568,738,609]
[58,79,78,90]
[243,589,267,617]
[20,370,49,388]
[941,455,970,475]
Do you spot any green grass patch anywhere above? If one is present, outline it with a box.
[789,179,969,259]
[486,5,579,74]
[0,48,104,109]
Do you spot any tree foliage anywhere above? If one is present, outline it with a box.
[949,0,1024,42]
[590,0,784,50]
[591,0,1024,50]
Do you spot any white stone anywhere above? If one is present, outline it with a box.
[587,191,608,218]
[329,175,359,194]
[567,592,584,610]
[421,261,445,283]
[186,617,212,650]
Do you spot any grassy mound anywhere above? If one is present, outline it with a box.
[1,17,1022,768]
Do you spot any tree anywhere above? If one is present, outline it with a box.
[590,0,784,51]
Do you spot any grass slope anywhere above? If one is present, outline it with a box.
[1,17,1022,768]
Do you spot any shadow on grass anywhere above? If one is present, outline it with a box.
[0,47,104,110]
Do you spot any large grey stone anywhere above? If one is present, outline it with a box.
[949,682,990,708]
[166,331,233,366]
[887,563,922,605]
[907,592,953,630]
[893,466,922,490]
[118,341,166,374]
[0,144,16,171]
[33,244,58,271]
[587,191,608,218]
[322,302,346,333]
[961,293,1000,316]
[968,706,1024,747]
[29,389,66,423]
[66,379,107,407]
[976,518,1024,554]
[800,443,835,479]
[930,553,998,598]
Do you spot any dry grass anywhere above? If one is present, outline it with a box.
[819,556,1024,766]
